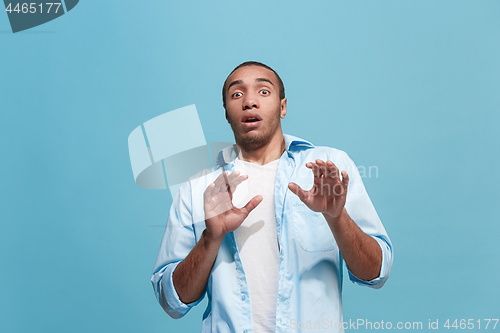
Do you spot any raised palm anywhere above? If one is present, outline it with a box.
[288,159,349,220]
[204,171,262,240]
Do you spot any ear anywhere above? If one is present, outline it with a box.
[224,107,230,123]
[280,98,287,119]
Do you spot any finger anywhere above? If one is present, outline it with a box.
[213,171,238,194]
[326,160,339,180]
[204,183,216,204]
[240,195,263,216]
[230,174,248,186]
[315,159,330,178]
[341,170,349,188]
[212,171,229,190]
[332,171,349,196]
[228,174,248,193]
[222,170,230,191]
[306,162,321,179]
[288,182,308,203]
[226,170,241,184]
[224,171,244,193]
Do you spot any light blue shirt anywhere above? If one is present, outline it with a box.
[151,134,393,333]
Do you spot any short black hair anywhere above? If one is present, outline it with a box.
[222,61,285,107]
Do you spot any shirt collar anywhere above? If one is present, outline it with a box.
[283,134,314,151]
[215,134,314,168]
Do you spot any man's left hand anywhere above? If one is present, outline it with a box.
[288,159,349,221]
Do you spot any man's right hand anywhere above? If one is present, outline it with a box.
[203,171,262,241]
[173,170,262,304]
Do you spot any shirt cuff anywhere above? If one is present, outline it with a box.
[347,236,393,289]
[161,261,205,318]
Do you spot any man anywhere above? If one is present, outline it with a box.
[151,61,393,333]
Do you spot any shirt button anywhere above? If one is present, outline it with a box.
[241,295,246,301]
[243,330,248,333]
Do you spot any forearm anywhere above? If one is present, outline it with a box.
[324,208,382,281]
[172,229,224,304]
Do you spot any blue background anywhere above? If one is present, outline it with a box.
[1,1,499,332]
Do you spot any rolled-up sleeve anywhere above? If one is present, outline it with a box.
[347,235,393,288]
[340,151,394,289]
[150,181,205,318]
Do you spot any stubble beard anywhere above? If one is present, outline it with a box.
[228,108,281,152]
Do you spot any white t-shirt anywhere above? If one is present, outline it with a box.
[232,157,280,333]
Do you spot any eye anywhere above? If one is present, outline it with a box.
[231,92,242,98]
[260,89,270,95]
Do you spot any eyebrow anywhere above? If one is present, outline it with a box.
[226,77,275,92]
[227,80,243,92]
[255,77,275,86]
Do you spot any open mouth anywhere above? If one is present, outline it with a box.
[242,114,262,124]
[243,118,260,123]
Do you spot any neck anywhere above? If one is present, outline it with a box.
[237,131,286,165]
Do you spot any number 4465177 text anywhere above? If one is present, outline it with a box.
[5,3,62,14]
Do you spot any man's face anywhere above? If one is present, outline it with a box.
[224,65,287,151]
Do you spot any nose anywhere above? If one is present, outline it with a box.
[242,92,258,110]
